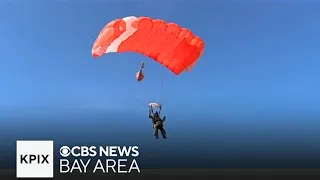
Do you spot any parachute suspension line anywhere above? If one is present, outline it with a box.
[159,72,164,116]
[160,78,164,103]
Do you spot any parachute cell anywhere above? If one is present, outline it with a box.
[92,16,204,75]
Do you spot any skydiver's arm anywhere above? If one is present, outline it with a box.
[148,110,153,119]
[162,116,166,122]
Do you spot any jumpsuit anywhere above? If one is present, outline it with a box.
[149,114,167,139]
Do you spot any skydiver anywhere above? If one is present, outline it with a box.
[148,108,167,139]
[136,62,144,81]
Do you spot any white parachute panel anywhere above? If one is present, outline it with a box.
[148,102,161,108]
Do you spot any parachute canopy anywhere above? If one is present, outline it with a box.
[149,102,161,109]
[92,16,204,75]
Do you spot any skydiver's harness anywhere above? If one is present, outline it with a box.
[149,106,163,128]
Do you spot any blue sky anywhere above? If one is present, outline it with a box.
[0,1,320,168]
[1,1,320,120]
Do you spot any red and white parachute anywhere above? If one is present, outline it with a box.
[91,16,204,75]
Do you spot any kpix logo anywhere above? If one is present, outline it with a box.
[16,140,54,178]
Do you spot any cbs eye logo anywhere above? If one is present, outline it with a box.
[59,146,71,157]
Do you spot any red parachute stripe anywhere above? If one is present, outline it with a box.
[92,16,204,75]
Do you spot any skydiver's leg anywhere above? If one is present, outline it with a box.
[159,127,167,139]
[154,128,159,139]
